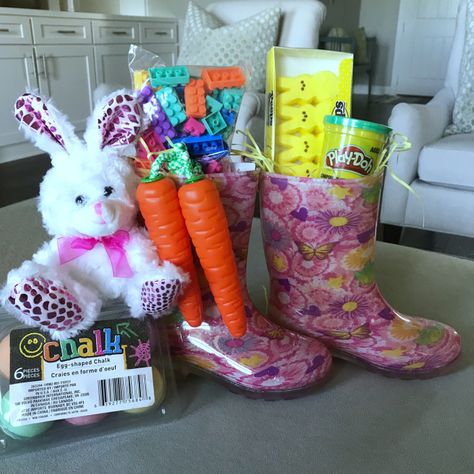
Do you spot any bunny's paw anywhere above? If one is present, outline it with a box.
[7,277,85,335]
[141,279,181,317]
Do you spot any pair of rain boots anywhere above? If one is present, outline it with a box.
[167,171,461,398]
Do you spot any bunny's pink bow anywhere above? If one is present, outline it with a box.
[57,230,134,278]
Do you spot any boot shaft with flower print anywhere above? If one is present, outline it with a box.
[260,172,461,378]
[167,171,332,398]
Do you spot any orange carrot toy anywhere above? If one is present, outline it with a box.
[179,177,247,338]
[144,141,247,338]
[136,167,203,327]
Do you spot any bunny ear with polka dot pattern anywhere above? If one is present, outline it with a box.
[14,93,80,156]
[85,91,144,152]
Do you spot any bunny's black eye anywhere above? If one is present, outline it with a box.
[75,195,86,206]
[104,186,114,197]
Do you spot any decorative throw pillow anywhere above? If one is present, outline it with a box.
[177,2,281,92]
[445,0,474,135]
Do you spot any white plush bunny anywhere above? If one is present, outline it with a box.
[1,91,187,340]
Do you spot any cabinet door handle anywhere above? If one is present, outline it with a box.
[41,55,49,82]
[112,31,128,35]
[24,55,36,88]
[155,31,167,36]
[57,29,77,34]
[0,28,10,32]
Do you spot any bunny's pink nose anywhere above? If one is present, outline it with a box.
[94,202,103,217]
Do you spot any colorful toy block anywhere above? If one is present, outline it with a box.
[156,87,187,127]
[175,85,185,103]
[138,85,154,103]
[222,125,234,142]
[184,79,206,118]
[201,66,245,91]
[173,134,225,156]
[205,95,223,114]
[182,117,206,137]
[202,111,227,135]
[149,66,190,87]
[220,108,236,126]
[221,88,243,111]
[136,128,166,159]
[149,97,177,141]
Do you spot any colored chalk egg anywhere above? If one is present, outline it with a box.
[64,413,108,426]
[125,367,166,415]
[0,391,52,439]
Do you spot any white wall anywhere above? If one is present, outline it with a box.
[359,0,400,90]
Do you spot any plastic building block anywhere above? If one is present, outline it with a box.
[276,72,338,106]
[149,66,190,87]
[133,70,149,90]
[182,117,206,137]
[175,85,185,103]
[155,87,187,127]
[221,87,243,111]
[184,79,206,118]
[149,97,177,141]
[138,85,154,103]
[173,135,225,156]
[220,108,236,126]
[202,111,227,135]
[222,125,234,142]
[201,66,245,91]
[136,128,166,159]
[205,95,223,114]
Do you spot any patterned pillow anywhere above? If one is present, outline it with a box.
[445,0,474,135]
[178,2,281,92]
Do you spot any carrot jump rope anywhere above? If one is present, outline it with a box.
[136,141,247,338]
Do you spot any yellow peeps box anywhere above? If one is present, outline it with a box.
[264,47,353,177]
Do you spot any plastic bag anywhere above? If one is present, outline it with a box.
[0,303,179,455]
[128,45,250,178]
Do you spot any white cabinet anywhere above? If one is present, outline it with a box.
[31,17,92,44]
[92,20,139,44]
[0,46,37,147]
[0,8,179,163]
[36,45,96,132]
[0,15,32,44]
[95,42,178,90]
[95,44,131,88]
[0,45,95,148]
[145,43,178,67]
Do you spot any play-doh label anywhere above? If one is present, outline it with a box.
[324,145,374,176]
[8,318,155,426]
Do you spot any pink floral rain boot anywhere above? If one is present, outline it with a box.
[168,171,332,398]
[260,172,461,378]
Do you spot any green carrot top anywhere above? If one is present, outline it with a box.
[142,140,203,183]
